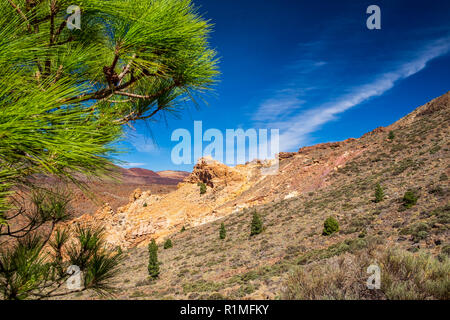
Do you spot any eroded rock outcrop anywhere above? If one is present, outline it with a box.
[182,156,245,188]
[129,188,143,202]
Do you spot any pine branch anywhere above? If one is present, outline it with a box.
[6,0,32,32]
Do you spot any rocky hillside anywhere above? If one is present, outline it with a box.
[64,92,449,300]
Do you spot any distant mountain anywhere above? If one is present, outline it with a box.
[157,170,191,180]
[116,167,190,185]
[127,168,161,177]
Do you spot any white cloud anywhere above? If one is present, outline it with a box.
[256,37,450,152]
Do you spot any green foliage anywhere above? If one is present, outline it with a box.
[0,235,51,300]
[143,203,147,207]
[402,190,419,208]
[322,216,339,236]
[164,239,173,249]
[0,225,121,300]
[250,211,263,236]
[219,222,226,240]
[388,131,395,140]
[374,183,384,203]
[181,226,186,232]
[66,226,122,295]
[198,182,207,195]
[0,0,219,204]
[0,0,218,299]
[31,188,72,223]
[148,239,160,279]
[83,250,123,295]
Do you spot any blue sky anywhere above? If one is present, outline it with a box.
[117,0,450,172]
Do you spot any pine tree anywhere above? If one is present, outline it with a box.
[403,190,419,208]
[250,212,263,236]
[148,239,160,279]
[219,223,226,240]
[374,183,385,203]
[0,0,218,299]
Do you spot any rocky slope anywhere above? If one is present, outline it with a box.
[63,91,449,300]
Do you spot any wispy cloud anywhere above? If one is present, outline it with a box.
[252,96,305,122]
[285,59,328,73]
[125,130,160,154]
[254,37,450,151]
[123,162,147,168]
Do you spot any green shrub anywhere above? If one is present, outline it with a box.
[374,183,384,203]
[322,216,339,236]
[388,131,395,140]
[198,182,207,195]
[143,203,147,207]
[219,223,226,240]
[402,190,418,208]
[148,239,160,279]
[250,211,263,236]
[164,239,173,249]
[181,226,186,232]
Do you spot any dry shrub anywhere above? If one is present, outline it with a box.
[381,249,450,300]
[283,246,449,300]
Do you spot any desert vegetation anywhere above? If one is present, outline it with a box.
[283,245,449,300]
